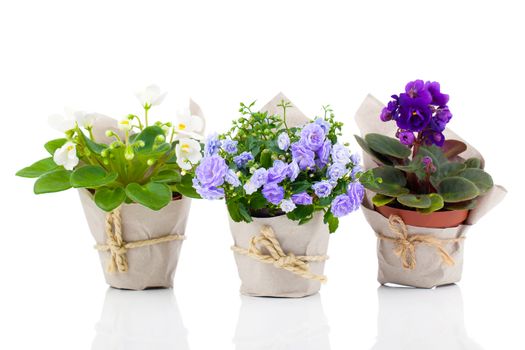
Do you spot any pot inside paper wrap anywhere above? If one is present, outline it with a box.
[79,189,191,290]
[356,95,507,288]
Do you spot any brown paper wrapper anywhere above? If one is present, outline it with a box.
[79,189,191,290]
[356,95,507,288]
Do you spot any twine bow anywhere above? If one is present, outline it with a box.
[377,215,464,270]
[95,207,185,273]
[231,226,328,283]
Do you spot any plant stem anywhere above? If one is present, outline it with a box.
[145,107,149,127]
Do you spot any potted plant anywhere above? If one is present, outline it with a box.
[192,94,373,297]
[355,80,506,288]
[16,85,205,290]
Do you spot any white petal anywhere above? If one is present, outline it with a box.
[151,91,167,106]
[189,115,204,133]
[53,147,68,166]
[48,114,75,132]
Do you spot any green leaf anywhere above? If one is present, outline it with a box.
[418,145,448,166]
[365,133,411,159]
[372,194,395,207]
[238,201,253,222]
[397,194,432,208]
[227,201,243,222]
[94,187,126,212]
[418,193,445,214]
[323,210,339,233]
[249,192,267,210]
[79,130,105,155]
[291,180,311,194]
[439,163,466,178]
[34,169,72,194]
[438,177,480,203]
[458,168,493,194]
[16,158,59,178]
[465,158,481,169]
[151,169,181,183]
[260,149,272,169]
[445,200,477,211]
[134,126,166,153]
[44,138,67,155]
[354,135,394,166]
[125,182,172,210]
[372,166,407,187]
[287,205,314,221]
[171,173,201,198]
[70,165,118,188]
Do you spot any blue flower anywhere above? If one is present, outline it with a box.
[225,169,241,187]
[347,182,365,209]
[280,198,296,213]
[192,178,225,200]
[262,183,285,205]
[291,192,313,205]
[204,133,221,157]
[233,151,254,168]
[330,194,353,217]
[221,139,238,154]
[327,162,347,181]
[300,123,326,151]
[312,180,333,198]
[314,118,330,133]
[195,154,228,188]
[277,132,290,151]
[291,141,315,170]
[331,143,351,165]
[315,140,331,169]
[267,160,288,184]
[286,161,300,181]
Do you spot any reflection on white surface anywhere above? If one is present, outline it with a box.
[92,288,189,350]
[372,285,483,350]
[234,294,330,350]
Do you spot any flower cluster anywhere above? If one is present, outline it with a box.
[193,101,370,232]
[380,80,452,147]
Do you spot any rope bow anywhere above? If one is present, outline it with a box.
[231,225,328,283]
[377,215,464,270]
[95,207,185,273]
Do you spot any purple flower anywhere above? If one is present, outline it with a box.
[291,192,313,205]
[280,199,296,213]
[233,151,254,168]
[251,168,269,188]
[312,180,333,198]
[315,140,331,169]
[425,81,449,106]
[277,132,290,151]
[422,156,437,173]
[422,130,445,147]
[221,139,238,154]
[350,153,360,165]
[262,183,285,205]
[195,155,228,188]
[291,141,316,170]
[267,160,288,184]
[300,123,326,151]
[380,100,399,122]
[331,143,351,165]
[398,131,415,146]
[192,178,225,200]
[314,118,331,133]
[327,162,347,181]
[400,80,432,106]
[347,182,365,209]
[225,169,241,187]
[287,161,300,181]
[331,194,355,218]
[204,133,221,157]
[351,164,362,179]
[430,107,452,132]
[396,104,432,132]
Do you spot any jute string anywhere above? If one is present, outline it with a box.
[231,225,328,283]
[94,207,185,273]
[376,215,465,270]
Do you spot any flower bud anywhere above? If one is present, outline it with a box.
[155,135,165,144]
[124,146,135,160]
[181,170,186,176]
[101,149,109,157]
[147,158,155,166]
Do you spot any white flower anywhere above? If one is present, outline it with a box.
[48,107,86,132]
[173,108,205,140]
[280,199,296,213]
[76,112,99,129]
[175,138,202,170]
[53,141,79,170]
[135,84,167,108]
[243,181,258,195]
[118,118,132,132]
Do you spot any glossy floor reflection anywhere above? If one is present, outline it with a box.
[234,294,330,350]
[372,285,483,350]
[92,288,189,350]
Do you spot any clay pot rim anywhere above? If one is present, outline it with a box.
[374,204,470,229]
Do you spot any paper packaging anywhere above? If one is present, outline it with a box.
[228,93,329,297]
[355,95,507,288]
[80,189,191,290]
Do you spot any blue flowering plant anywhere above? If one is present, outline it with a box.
[193,101,374,233]
[356,80,494,213]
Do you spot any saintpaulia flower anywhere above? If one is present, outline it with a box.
[422,156,437,173]
[195,154,228,188]
[291,141,315,170]
[291,192,313,205]
[399,80,432,106]
[327,162,347,181]
[380,100,399,122]
[262,183,285,205]
[280,198,296,213]
[221,139,238,154]
[300,123,326,151]
[48,107,86,132]
[53,141,79,170]
[173,109,205,139]
[330,194,354,217]
[286,161,300,181]
[430,107,452,132]
[193,178,224,200]
[425,81,449,107]
[204,133,221,156]
[312,180,333,198]
[316,140,331,169]
[398,131,415,146]
[175,138,203,170]
[234,152,254,168]
[225,169,241,187]
[314,118,331,133]
[118,118,132,132]
[267,160,288,184]
[135,84,167,108]
[277,132,290,151]
[331,143,351,165]
[422,129,445,147]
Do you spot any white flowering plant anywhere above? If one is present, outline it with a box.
[192,101,375,233]
[17,85,204,211]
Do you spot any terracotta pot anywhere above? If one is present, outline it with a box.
[375,205,469,228]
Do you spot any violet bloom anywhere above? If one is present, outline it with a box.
[330,194,354,218]
[315,140,331,169]
[422,156,437,173]
[267,160,288,184]
[331,143,351,165]
[204,133,221,156]
[430,107,452,132]
[312,180,333,198]
[300,123,326,151]
[291,192,313,205]
[221,139,238,154]
[225,169,241,187]
[277,132,290,151]
[280,199,296,213]
[347,182,365,210]
[250,168,269,188]
[291,141,316,170]
[262,183,285,205]
[195,155,228,188]
[380,100,399,122]
[400,80,432,106]
[286,161,300,181]
[425,81,449,106]
[398,131,415,146]
[193,178,225,200]
[327,162,347,181]
[396,104,432,132]
[233,151,254,168]
[422,129,445,147]
[314,118,331,133]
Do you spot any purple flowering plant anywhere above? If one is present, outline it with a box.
[193,100,374,233]
[356,80,494,213]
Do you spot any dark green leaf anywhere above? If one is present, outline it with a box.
[249,192,267,210]
[151,169,181,183]
[260,149,272,169]
[354,135,394,166]
[16,157,59,178]
[397,194,432,208]
[287,205,314,221]
[79,130,106,155]
[171,173,201,198]
[465,158,481,169]
[372,194,395,207]
[365,133,411,159]
[291,180,311,194]
[34,169,72,194]
[125,182,172,210]
[438,177,480,203]
[323,210,339,233]
[418,193,445,213]
[458,168,493,194]
[94,187,126,212]
[70,165,118,188]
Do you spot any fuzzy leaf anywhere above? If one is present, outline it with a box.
[465,158,481,169]
[438,177,480,203]
[418,193,445,214]
[458,168,494,194]
[397,194,432,208]
[372,194,395,207]
[354,135,394,166]
[365,133,411,159]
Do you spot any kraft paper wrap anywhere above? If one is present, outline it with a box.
[356,95,507,288]
[80,189,191,290]
[229,93,328,297]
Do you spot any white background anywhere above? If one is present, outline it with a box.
[0,0,522,349]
